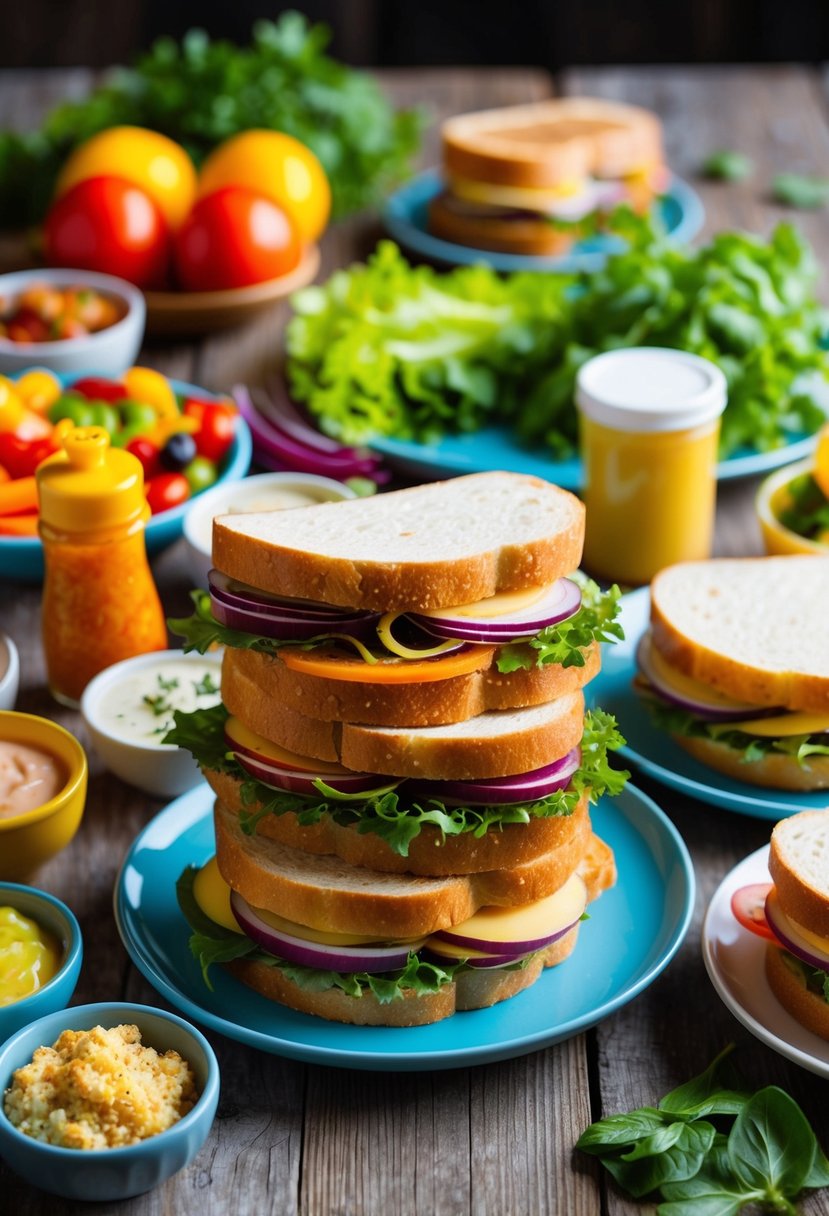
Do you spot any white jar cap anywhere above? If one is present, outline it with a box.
[575,347,728,432]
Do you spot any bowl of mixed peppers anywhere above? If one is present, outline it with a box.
[0,365,251,580]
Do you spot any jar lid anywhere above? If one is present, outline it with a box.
[575,347,728,432]
[37,426,149,533]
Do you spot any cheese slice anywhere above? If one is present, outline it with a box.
[726,712,829,738]
[193,856,243,934]
[420,584,547,621]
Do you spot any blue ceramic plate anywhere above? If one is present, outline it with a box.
[369,424,819,492]
[114,782,693,1071]
[383,169,704,274]
[0,377,252,582]
[588,588,829,819]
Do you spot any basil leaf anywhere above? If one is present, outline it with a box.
[576,1106,667,1153]
[772,173,829,210]
[727,1087,817,1200]
[603,1122,717,1199]
[702,150,753,182]
[659,1045,750,1120]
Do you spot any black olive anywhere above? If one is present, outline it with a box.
[160,432,198,471]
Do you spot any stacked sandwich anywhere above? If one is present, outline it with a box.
[428,96,667,256]
[636,557,829,791]
[732,810,829,1042]
[169,472,627,1026]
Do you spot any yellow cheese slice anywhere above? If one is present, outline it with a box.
[193,856,243,934]
[254,905,425,950]
[784,914,829,955]
[225,715,350,775]
[645,640,754,711]
[448,175,583,208]
[419,584,548,622]
[441,873,587,946]
[726,711,829,738]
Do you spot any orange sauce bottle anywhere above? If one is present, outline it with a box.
[37,426,167,707]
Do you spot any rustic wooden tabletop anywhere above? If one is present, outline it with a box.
[1,63,828,1216]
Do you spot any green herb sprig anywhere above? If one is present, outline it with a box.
[578,1046,829,1214]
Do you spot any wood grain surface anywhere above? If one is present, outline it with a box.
[1,64,828,1216]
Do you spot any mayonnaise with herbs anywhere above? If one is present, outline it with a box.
[94,659,222,746]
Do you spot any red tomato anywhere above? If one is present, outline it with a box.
[0,432,59,479]
[71,377,128,403]
[145,471,190,514]
[126,437,161,480]
[731,883,776,941]
[173,186,301,291]
[43,176,171,290]
[183,399,236,462]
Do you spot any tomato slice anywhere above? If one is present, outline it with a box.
[278,645,495,684]
[731,883,776,941]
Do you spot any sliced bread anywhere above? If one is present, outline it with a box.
[212,472,585,611]
[765,946,829,1042]
[769,810,829,937]
[674,737,829,793]
[222,638,601,729]
[209,767,591,876]
[650,557,829,711]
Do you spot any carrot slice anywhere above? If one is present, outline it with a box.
[0,476,37,516]
[278,644,495,684]
[0,514,38,536]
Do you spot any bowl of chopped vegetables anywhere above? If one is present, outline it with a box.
[0,269,145,377]
[756,430,829,556]
[0,367,251,581]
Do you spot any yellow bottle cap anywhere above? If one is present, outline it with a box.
[37,426,150,533]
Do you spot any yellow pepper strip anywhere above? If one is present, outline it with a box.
[123,367,179,419]
[14,369,62,413]
[0,381,25,433]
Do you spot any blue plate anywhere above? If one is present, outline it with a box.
[369,424,820,492]
[383,169,705,274]
[0,376,252,582]
[588,587,829,819]
[114,782,693,1071]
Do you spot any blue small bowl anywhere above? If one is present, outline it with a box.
[0,376,252,582]
[0,1002,220,1201]
[0,883,82,1044]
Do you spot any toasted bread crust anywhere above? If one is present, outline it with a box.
[441,97,663,189]
[207,767,591,876]
[212,473,585,612]
[765,946,829,1042]
[769,811,829,937]
[429,192,578,255]
[222,643,601,730]
[673,735,829,792]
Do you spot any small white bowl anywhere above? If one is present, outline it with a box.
[81,649,222,798]
[0,268,145,376]
[0,632,20,710]
[183,470,357,586]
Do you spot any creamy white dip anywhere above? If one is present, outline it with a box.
[94,658,222,746]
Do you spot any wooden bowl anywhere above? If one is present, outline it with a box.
[144,244,320,336]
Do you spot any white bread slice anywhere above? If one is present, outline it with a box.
[212,472,585,611]
[207,769,591,877]
[650,557,829,711]
[429,192,579,256]
[225,690,585,781]
[441,97,663,189]
[222,641,601,729]
[765,946,829,1042]
[214,800,593,939]
[769,810,829,937]
[674,737,829,793]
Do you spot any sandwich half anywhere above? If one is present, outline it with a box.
[732,810,829,1041]
[428,97,666,256]
[635,557,829,791]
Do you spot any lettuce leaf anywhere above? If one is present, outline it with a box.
[778,471,829,540]
[642,695,829,767]
[166,704,628,856]
[496,580,623,672]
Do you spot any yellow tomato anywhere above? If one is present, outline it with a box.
[15,369,62,413]
[122,367,178,418]
[55,127,197,231]
[815,423,829,499]
[197,130,330,244]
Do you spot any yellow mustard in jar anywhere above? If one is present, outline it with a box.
[0,906,62,1006]
[576,347,727,585]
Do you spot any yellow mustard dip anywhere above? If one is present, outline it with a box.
[0,906,62,1006]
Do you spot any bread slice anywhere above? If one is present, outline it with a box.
[225,690,585,781]
[650,557,829,711]
[222,641,601,729]
[674,737,829,793]
[428,191,578,256]
[212,472,585,611]
[441,97,663,189]
[769,811,829,937]
[214,800,593,939]
[208,769,591,877]
[765,946,829,1042]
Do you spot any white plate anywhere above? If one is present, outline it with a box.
[702,846,829,1079]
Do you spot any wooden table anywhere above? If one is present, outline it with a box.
[1,64,828,1216]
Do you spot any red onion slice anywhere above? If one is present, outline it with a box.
[405,748,581,807]
[765,890,829,973]
[433,912,580,957]
[231,891,421,973]
[209,571,366,618]
[409,578,581,643]
[208,570,381,642]
[636,633,784,722]
[421,946,530,970]
[226,726,397,796]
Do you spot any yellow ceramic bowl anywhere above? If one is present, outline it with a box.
[755,458,829,557]
[0,712,87,880]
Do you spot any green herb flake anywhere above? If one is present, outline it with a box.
[701,150,753,182]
